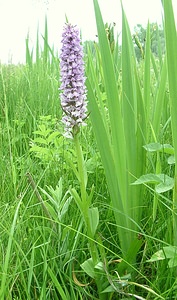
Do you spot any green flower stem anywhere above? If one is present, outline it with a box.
[73,133,98,264]
[73,133,87,204]
[73,132,107,299]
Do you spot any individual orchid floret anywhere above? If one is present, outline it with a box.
[59,23,87,137]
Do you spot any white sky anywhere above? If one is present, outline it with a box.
[0,0,175,64]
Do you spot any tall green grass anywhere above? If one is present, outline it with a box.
[86,0,149,268]
[163,0,177,247]
[0,0,177,298]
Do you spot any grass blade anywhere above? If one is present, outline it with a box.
[163,0,177,246]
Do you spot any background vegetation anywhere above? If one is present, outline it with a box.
[0,0,177,299]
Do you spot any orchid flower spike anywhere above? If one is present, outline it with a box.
[59,23,88,137]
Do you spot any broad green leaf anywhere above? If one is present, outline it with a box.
[143,143,162,152]
[143,143,174,154]
[168,155,175,165]
[147,249,165,262]
[133,174,174,193]
[94,261,104,271]
[148,246,177,265]
[101,285,115,294]
[168,256,177,268]
[155,176,174,193]
[132,174,163,185]
[163,246,177,258]
[160,144,174,155]
[80,258,95,279]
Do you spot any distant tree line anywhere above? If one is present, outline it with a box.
[133,23,165,61]
[84,22,165,62]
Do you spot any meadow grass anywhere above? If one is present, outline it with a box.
[0,0,177,299]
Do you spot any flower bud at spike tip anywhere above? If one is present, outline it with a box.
[59,23,88,137]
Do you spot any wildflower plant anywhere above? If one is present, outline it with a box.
[59,23,89,208]
[59,23,106,298]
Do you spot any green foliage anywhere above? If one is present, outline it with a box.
[30,115,63,165]
[148,245,177,268]
[87,0,147,268]
[1,1,177,299]
[133,173,174,193]
[133,142,175,194]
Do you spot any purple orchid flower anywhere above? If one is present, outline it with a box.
[59,23,87,137]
